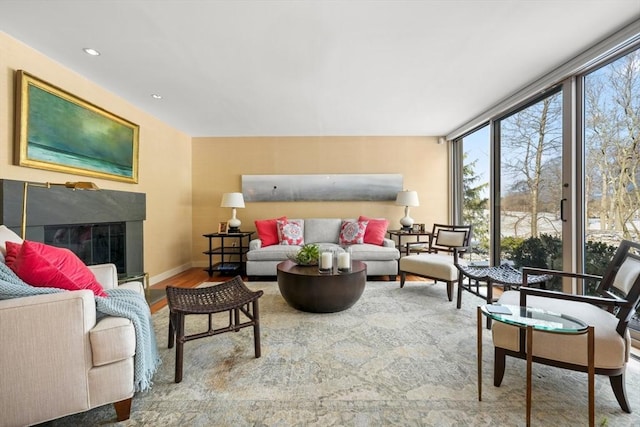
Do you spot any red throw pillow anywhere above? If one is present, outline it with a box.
[4,241,21,267]
[9,240,107,297]
[276,219,304,245]
[339,220,368,245]
[254,216,287,247]
[359,216,390,245]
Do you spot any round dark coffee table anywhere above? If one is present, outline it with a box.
[276,259,367,313]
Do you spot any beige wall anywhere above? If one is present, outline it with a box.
[0,32,193,283]
[1,31,450,280]
[192,136,449,267]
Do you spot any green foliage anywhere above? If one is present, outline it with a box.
[511,236,549,269]
[289,244,320,265]
[585,241,617,275]
[462,155,489,254]
[500,236,524,261]
[503,235,617,293]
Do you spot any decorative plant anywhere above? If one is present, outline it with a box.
[288,243,320,265]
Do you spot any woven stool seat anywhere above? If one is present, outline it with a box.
[166,276,263,382]
[166,278,262,314]
[458,263,552,286]
[456,263,552,328]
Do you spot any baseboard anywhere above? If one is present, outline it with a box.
[150,263,192,285]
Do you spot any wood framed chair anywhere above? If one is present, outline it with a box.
[399,224,472,301]
[492,239,640,413]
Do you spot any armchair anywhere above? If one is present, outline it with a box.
[0,259,143,426]
[399,223,472,301]
[492,239,640,413]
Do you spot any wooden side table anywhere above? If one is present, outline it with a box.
[202,231,254,276]
[387,229,431,256]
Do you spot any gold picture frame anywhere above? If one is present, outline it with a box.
[218,221,229,234]
[14,70,139,183]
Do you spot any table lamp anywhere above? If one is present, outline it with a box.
[395,190,419,231]
[220,192,245,233]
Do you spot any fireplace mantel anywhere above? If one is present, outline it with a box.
[0,179,146,275]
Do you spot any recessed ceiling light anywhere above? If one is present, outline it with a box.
[151,94,163,100]
[83,48,100,56]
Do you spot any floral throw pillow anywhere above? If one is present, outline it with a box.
[339,220,368,245]
[277,219,304,245]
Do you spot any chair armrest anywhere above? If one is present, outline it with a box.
[519,286,627,309]
[0,290,97,331]
[88,263,119,290]
[522,267,602,282]
[0,290,97,422]
[521,267,608,301]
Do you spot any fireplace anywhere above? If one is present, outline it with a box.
[0,179,145,275]
[44,222,127,273]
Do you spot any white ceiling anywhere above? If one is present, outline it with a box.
[1,1,639,137]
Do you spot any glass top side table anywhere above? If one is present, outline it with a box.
[477,304,594,427]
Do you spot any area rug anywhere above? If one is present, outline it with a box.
[48,281,639,426]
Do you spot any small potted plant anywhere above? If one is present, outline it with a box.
[288,243,320,266]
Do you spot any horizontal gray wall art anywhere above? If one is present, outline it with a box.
[242,174,403,202]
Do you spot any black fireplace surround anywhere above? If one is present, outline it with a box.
[0,179,145,275]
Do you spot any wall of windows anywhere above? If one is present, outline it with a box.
[453,34,640,336]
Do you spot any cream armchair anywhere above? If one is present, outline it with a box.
[492,240,640,414]
[0,263,143,426]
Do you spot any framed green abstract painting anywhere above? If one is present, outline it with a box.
[14,70,139,183]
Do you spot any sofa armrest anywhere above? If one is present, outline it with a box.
[89,263,118,290]
[249,239,263,250]
[0,290,96,424]
[382,238,396,248]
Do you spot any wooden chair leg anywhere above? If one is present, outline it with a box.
[446,281,453,301]
[174,313,185,383]
[494,347,506,387]
[400,272,406,288]
[456,275,464,309]
[168,312,175,348]
[253,299,261,358]
[609,373,631,413]
[113,397,132,422]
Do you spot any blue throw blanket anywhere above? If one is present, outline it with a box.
[0,263,160,392]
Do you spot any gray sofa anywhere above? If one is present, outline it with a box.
[246,218,400,279]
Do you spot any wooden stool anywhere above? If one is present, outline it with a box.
[166,276,263,383]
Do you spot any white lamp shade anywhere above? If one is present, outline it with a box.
[220,192,245,208]
[395,190,419,207]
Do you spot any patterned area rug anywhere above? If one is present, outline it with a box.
[47,281,639,426]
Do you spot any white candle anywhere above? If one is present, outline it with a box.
[338,252,350,269]
[321,252,333,269]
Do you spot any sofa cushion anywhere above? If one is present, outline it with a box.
[255,216,287,247]
[494,291,629,369]
[359,216,389,245]
[8,240,108,297]
[277,219,304,245]
[399,253,466,281]
[339,220,368,245]
[350,243,400,261]
[246,244,302,261]
[304,218,342,244]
